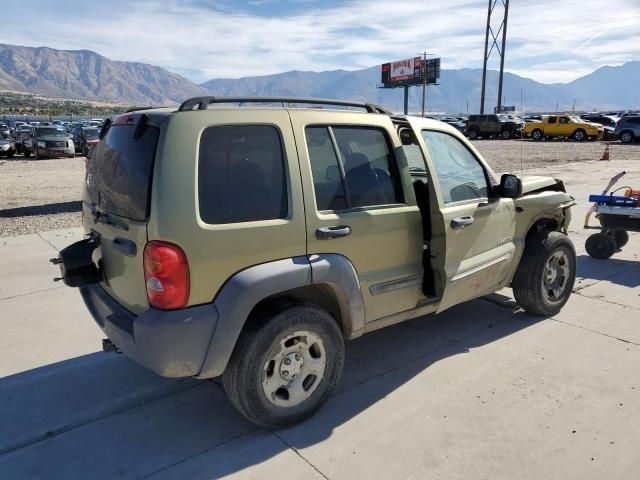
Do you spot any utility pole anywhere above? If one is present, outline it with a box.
[496,0,509,114]
[421,51,428,117]
[480,0,509,114]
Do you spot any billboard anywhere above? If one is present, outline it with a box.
[381,57,440,87]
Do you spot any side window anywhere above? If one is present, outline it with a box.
[422,130,489,204]
[548,116,557,124]
[305,126,403,210]
[198,125,287,224]
[559,117,570,124]
[305,127,348,211]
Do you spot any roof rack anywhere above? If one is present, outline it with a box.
[177,96,392,115]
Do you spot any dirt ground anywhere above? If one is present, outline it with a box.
[1,140,639,236]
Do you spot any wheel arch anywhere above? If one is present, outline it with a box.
[196,254,363,379]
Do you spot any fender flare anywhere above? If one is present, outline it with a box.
[196,254,363,379]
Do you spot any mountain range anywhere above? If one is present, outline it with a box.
[0,43,637,113]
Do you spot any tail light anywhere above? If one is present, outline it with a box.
[143,241,190,309]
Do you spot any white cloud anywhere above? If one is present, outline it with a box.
[2,0,639,83]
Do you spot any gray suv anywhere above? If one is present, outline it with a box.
[23,126,75,159]
[614,115,640,144]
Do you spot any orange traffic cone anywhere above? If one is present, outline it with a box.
[600,142,610,161]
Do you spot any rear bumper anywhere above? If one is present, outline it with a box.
[80,284,219,377]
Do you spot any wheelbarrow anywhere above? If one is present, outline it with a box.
[584,171,639,259]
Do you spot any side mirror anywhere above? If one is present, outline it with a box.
[498,174,522,198]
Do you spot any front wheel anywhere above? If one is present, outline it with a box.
[501,129,512,140]
[573,129,586,141]
[512,231,576,316]
[223,303,345,429]
[468,129,478,140]
[531,129,543,141]
[585,232,617,259]
[620,130,634,144]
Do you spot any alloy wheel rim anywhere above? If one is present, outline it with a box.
[261,330,327,408]
[542,250,570,304]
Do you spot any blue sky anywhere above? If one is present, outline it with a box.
[3,0,639,84]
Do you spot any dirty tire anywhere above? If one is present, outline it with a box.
[585,232,616,260]
[614,229,629,248]
[223,303,344,429]
[512,231,576,316]
[531,129,543,141]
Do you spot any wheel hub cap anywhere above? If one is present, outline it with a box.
[261,330,327,407]
[279,352,304,380]
[543,250,570,303]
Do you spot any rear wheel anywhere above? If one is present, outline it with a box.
[23,149,31,158]
[223,303,344,429]
[585,232,617,259]
[512,231,576,316]
[613,229,629,248]
[531,129,543,141]
[620,130,634,144]
[573,129,586,141]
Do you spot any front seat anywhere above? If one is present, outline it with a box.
[343,152,387,206]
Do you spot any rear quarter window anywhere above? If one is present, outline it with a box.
[198,125,288,224]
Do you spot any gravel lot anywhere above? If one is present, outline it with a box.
[1,140,639,236]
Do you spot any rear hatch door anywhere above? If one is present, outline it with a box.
[83,113,161,314]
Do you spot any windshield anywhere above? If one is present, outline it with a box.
[83,128,100,140]
[497,114,510,121]
[36,127,66,137]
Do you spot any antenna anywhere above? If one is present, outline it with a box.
[520,87,524,180]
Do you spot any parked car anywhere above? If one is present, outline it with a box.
[73,127,100,156]
[438,116,467,134]
[524,115,603,141]
[23,126,75,158]
[580,113,618,139]
[14,125,33,155]
[0,134,16,157]
[613,115,640,144]
[466,114,523,139]
[54,96,577,429]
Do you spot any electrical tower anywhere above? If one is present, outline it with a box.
[479,0,509,114]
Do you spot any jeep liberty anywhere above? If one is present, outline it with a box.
[54,97,577,428]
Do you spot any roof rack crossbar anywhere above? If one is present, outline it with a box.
[177,96,392,114]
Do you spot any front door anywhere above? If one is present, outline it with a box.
[290,110,425,322]
[411,123,516,312]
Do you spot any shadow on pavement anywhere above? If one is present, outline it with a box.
[0,298,543,479]
[576,254,640,288]
[0,201,82,218]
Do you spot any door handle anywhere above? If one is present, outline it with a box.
[451,216,474,229]
[316,225,352,240]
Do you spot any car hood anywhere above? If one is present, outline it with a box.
[521,175,565,195]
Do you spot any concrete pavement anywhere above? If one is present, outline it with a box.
[1,158,639,479]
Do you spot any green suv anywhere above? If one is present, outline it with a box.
[466,114,524,140]
[55,97,577,428]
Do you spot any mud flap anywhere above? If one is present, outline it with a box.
[51,235,103,287]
